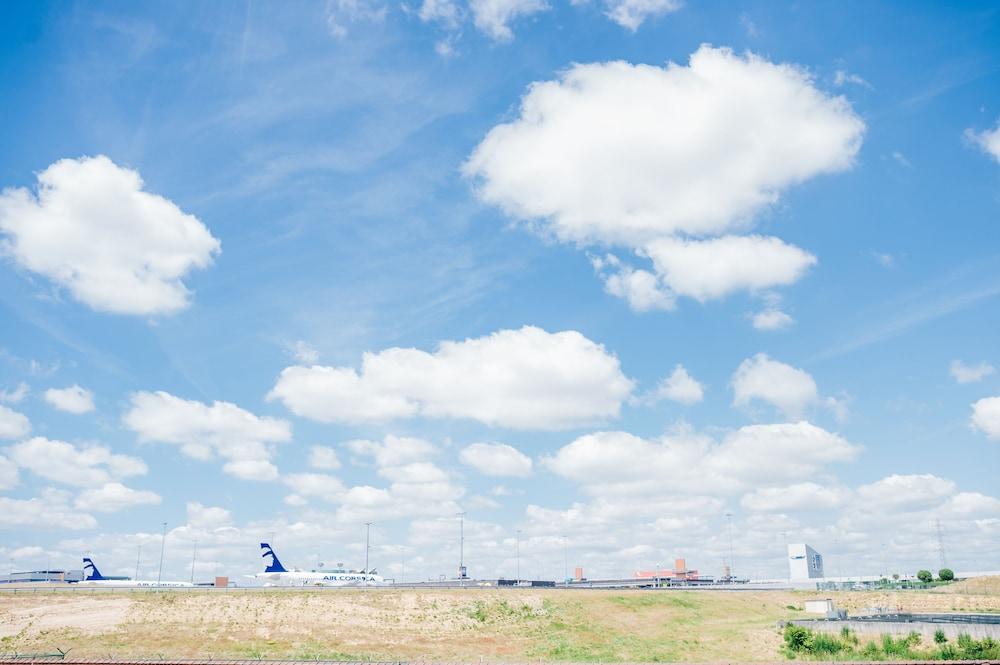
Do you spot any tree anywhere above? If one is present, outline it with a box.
[938,568,955,581]
[917,570,933,583]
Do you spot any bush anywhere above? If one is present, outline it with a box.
[934,629,947,644]
[917,569,933,583]
[939,568,955,581]
[783,625,813,652]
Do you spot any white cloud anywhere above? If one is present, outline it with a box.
[0,404,30,439]
[604,0,680,30]
[325,0,388,37]
[950,360,995,384]
[466,48,862,286]
[731,353,819,419]
[346,435,437,467]
[647,365,704,405]
[186,502,232,529]
[0,454,18,490]
[469,0,547,41]
[308,445,342,470]
[833,69,871,89]
[123,391,292,481]
[544,421,858,496]
[0,488,97,530]
[460,442,533,477]
[6,437,147,488]
[269,326,633,430]
[44,384,95,414]
[419,0,461,27]
[971,396,1000,440]
[595,256,674,311]
[290,341,319,364]
[751,308,794,331]
[466,47,859,310]
[741,482,850,512]
[75,482,161,513]
[856,474,956,512]
[0,382,29,404]
[0,155,220,315]
[965,119,1000,163]
[287,435,464,522]
[643,235,816,302]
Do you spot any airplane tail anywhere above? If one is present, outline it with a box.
[260,542,287,573]
[82,557,105,581]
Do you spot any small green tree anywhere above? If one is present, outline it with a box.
[939,568,955,581]
[917,569,933,583]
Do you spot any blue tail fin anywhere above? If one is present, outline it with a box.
[260,543,286,573]
[82,557,105,581]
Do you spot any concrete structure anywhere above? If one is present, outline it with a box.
[788,543,824,581]
[804,599,834,614]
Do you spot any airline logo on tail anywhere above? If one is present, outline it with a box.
[82,557,105,581]
[261,542,287,573]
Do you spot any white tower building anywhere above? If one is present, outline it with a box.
[788,543,824,580]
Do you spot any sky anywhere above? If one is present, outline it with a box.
[0,0,999,584]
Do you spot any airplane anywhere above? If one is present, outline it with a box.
[252,542,384,587]
[76,557,194,587]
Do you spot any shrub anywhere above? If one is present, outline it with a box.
[783,624,813,653]
[934,629,947,644]
[917,569,933,583]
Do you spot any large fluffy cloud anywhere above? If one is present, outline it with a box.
[43,385,95,414]
[544,421,859,496]
[123,391,292,480]
[0,489,97,531]
[460,442,533,477]
[0,156,220,315]
[285,435,465,522]
[0,405,30,439]
[269,326,633,430]
[466,46,863,309]
[75,482,161,513]
[971,396,1000,440]
[6,437,147,488]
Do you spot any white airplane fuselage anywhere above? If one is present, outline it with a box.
[253,570,383,587]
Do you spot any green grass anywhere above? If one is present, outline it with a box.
[782,624,1000,661]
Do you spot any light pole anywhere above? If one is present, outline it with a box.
[725,512,735,583]
[134,544,142,581]
[156,522,167,586]
[456,512,466,580]
[515,529,521,582]
[364,522,373,581]
[562,535,568,586]
[190,540,198,584]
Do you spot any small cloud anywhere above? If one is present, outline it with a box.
[44,385,95,414]
[751,308,794,331]
[0,382,29,404]
[871,251,895,268]
[739,12,758,37]
[833,69,872,89]
[642,365,704,405]
[289,340,319,364]
[965,119,1000,163]
[891,151,912,168]
[950,360,996,384]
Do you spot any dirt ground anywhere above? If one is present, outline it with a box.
[1,582,998,662]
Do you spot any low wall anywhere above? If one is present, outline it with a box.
[791,619,1000,640]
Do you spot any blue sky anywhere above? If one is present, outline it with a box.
[1,0,999,583]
